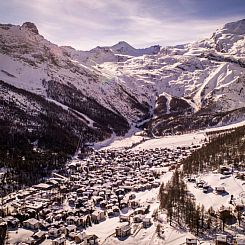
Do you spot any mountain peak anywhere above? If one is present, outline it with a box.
[109,41,161,56]
[21,22,39,34]
[115,41,132,46]
[112,41,134,49]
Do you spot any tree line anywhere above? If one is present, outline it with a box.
[158,125,245,236]
[159,170,237,236]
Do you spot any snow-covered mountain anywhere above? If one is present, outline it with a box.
[61,41,160,65]
[96,19,245,134]
[110,41,160,56]
[0,22,150,129]
[0,19,245,147]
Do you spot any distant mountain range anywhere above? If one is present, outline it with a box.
[0,19,245,152]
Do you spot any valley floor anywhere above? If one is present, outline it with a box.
[98,119,245,151]
[2,120,245,245]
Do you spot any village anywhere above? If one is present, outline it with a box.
[0,142,203,245]
[0,132,245,245]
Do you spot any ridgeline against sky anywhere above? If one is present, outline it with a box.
[0,0,244,50]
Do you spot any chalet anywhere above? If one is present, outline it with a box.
[143,218,152,228]
[60,186,68,193]
[129,193,136,200]
[112,206,120,214]
[68,198,75,206]
[68,231,77,240]
[46,179,59,187]
[32,231,46,243]
[107,209,114,217]
[119,215,130,223]
[110,197,118,205]
[48,227,61,238]
[53,213,63,222]
[3,216,20,228]
[220,166,231,175]
[152,181,161,188]
[83,234,99,245]
[130,200,140,209]
[65,225,76,236]
[133,214,145,223]
[196,180,205,188]
[66,216,77,225]
[134,207,145,215]
[235,203,245,212]
[215,187,226,194]
[186,238,198,245]
[99,200,107,209]
[74,232,86,243]
[23,218,41,230]
[91,210,105,223]
[93,196,104,205]
[203,184,210,193]
[52,237,66,245]
[216,234,228,245]
[115,224,131,238]
[215,234,233,245]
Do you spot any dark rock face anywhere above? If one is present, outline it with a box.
[154,95,168,116]
[22,22,39,34]
[169,97,192,114]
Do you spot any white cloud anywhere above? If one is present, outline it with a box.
[0,0,244,49]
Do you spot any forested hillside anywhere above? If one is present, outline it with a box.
[182,125,245,174]
[159,125,245,235]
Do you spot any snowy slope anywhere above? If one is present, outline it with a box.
[211,19,245,56]
[0,22,150,129]
[96,19,245,134]
[0,19,245,142]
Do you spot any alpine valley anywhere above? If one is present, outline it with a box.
[1,15,245,245]
[0,19,245,183]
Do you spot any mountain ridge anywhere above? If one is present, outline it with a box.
[0,18,244,186]
[0,19,244,143]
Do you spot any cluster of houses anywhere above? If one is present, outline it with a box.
[1,145,201,244]
[185,234,245,245]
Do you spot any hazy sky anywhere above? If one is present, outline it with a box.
[0,0,244,50]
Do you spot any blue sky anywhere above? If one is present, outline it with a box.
[0,0,244,50]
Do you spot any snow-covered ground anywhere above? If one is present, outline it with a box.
[187,173,245,210]
[85,216,120,243]
[99,120,245,151]
[132,132,205,150]
[93,126,144,150]
[204,119,245,132]
[99,131,205,151]
[8,228,34,244]
[99,135,146,150]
